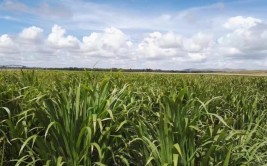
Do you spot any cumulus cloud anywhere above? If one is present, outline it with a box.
[1,16,267,69]
[183,33,213,52]
[0,34,14,47]
[19,26,43,41]
[223,16,262,29]
[0,34,17,54]
[81,27,133,58]
[47,25,80,49]
[137,31,212,61]
[217,16,267,59]
[137,32,179,59]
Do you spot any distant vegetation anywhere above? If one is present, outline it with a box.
[0,65,239,73]
[1,70,267,165]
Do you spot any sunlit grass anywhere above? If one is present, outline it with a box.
[1,70,267,165]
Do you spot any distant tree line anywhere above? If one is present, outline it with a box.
[0,65,225,73]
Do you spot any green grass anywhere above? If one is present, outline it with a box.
[1,70,267,165]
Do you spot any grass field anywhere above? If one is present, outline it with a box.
[1,70,267,165]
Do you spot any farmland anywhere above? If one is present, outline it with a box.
[1,70,267,165]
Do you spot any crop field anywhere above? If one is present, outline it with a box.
[1,70,267,165]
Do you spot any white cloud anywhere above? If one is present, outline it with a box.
[0,34,14,47]
[19,26,43,40]
[137,31,212,61]
[158,32,183,48]
[217,16,267,59]
[223,16,262,29]
[0,34,18,54]
[47,24,80,49]
[183,33,212,52]
[137,32,178,59]
[81,27,132,58]
[217,47,242,56]
[188,53,206,62]
[1,16,267,69]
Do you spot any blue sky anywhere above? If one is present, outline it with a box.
[1,0,267,69]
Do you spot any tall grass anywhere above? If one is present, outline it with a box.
[1,70,267,165]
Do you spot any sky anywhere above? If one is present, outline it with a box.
[1,0,267,69]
